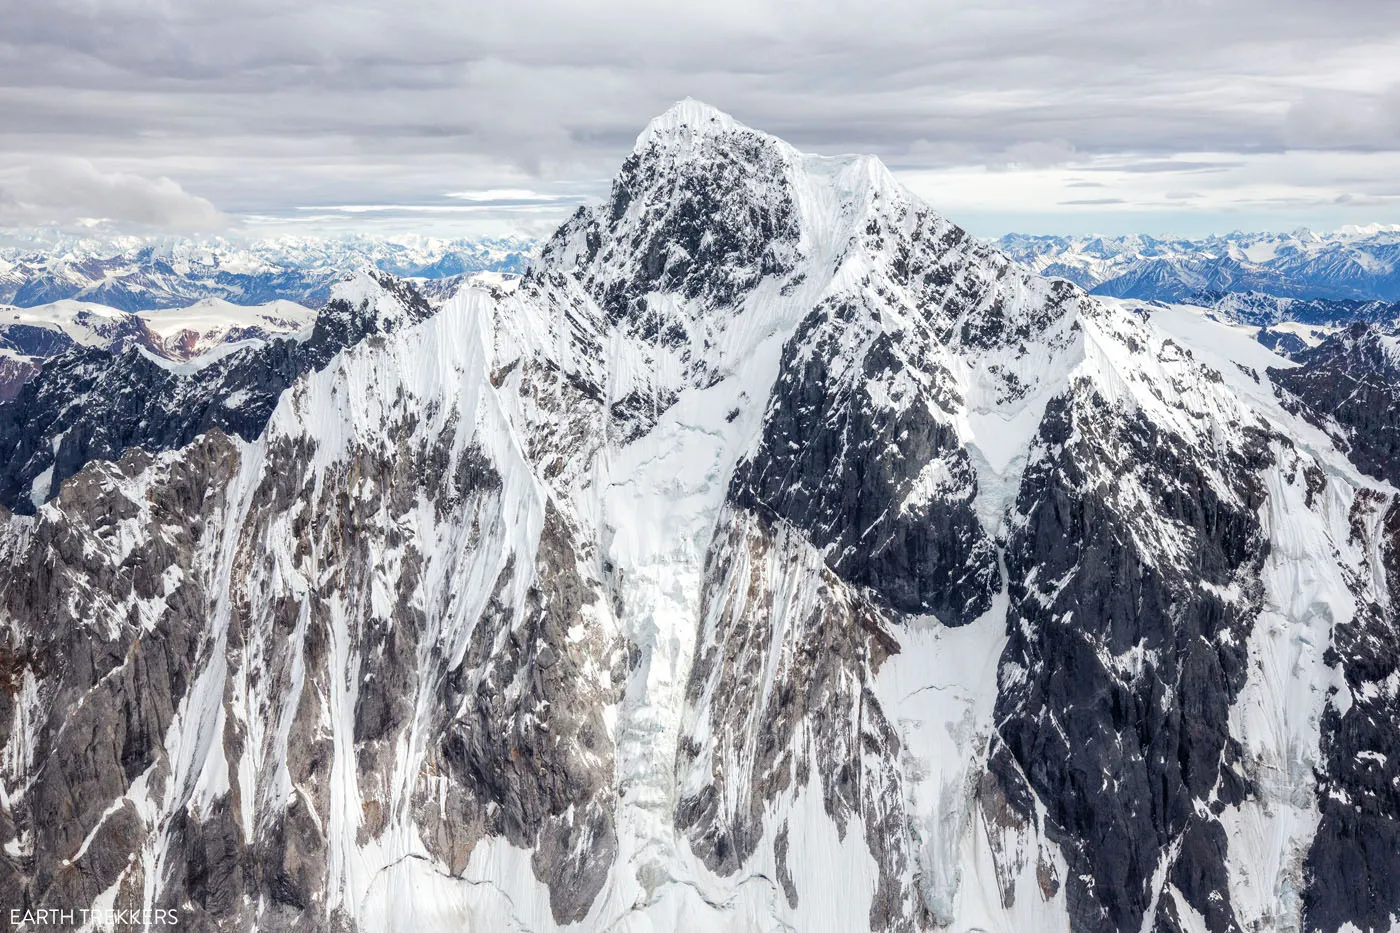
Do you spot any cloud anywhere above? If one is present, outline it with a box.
[0,158,227,231]
[444,189,590,207]
[1084,160,1246,175]
[0,0,1397,234]
[991,140,1080,170]
[1283,86,1400,150]
[1332,192,1400,206]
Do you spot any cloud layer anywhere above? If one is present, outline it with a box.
[0,158,227,230]
[1,0,1397,235]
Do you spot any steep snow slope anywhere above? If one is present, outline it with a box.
[0,103,1398,933]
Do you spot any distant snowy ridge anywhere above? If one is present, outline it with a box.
[0,233,535,311]
[0,265,517,397]
[999,228,1400,302]
[138,298,317,358]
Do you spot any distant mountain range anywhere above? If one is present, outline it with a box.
[0,233,535,311]
[7,226,1400,319]
[998,226,1400,302]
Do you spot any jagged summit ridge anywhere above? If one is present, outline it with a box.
[633,99,898,188]
[633,98,750,150]
[539,100,1030,336]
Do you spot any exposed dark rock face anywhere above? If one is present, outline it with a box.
[0,435,252,932]
[0,272,433,513]
[526,106,804,442]
[1255,327,1310,357]
[676,510,917,928]
[428,503,625,924]
[0,355,39,402]
[0,324,81,358]
[1271,322,1400,487]
[996,388,1272,933]
[537,115,801,326]
[730,304,997,623]
[1300,486,1400,933]
[0,353,623,931]
[1268,325,1400,931]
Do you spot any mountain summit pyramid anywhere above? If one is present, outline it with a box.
[1,102,1398,933]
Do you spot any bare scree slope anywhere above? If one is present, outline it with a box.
[2,102,1399,933]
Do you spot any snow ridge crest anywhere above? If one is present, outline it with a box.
[633,98,748,150]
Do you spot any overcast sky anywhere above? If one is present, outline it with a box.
[1,0,1398,238]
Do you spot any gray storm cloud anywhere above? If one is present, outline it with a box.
[0,159,228,231]
[0,0,1397,234]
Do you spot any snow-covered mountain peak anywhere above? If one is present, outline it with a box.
[329,267,396,306]
[1338,222,1400,238]
[541,102,981,329]
[525,103,1098,474]
[530,104,809,391]
[633,98,753,151]
[325,268,432,333]
[7,103,1400,933]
